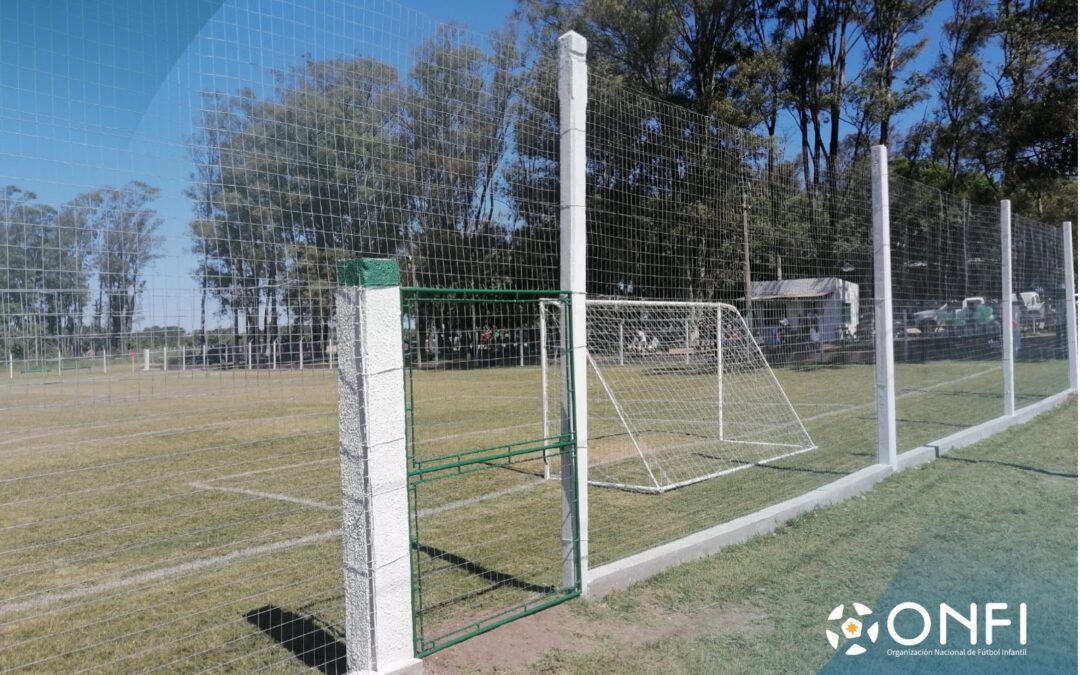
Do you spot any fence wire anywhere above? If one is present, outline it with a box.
[1012,214,1071,406]
[888,177,1006,452]
[0,0,1072,669]
[583,78,878,565]
[0,0,557,671]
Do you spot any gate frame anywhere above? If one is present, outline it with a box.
[400,287,582,658]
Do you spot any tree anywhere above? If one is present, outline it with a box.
[927,0,992,191]
[982,0,1077,207]
[82,182,164,352]
[857,0,938,147]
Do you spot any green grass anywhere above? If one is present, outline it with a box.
[0,357,1070,672]
[523,398,1077,675]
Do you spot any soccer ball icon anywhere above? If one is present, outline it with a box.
[826,602,879,656]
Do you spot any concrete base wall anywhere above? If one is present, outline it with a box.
[588,388,1075,598]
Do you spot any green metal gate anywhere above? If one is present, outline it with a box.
[400,288,580,656]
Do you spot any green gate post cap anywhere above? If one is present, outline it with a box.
[337,258,399,288]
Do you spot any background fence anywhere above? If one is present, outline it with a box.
[0,0,1074,672]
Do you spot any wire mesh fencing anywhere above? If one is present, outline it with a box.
[1012,215,1071,405]
[0,0,1075,670]
[0,0,560,671]
[581,78,879,566]
[888,177,1006,452]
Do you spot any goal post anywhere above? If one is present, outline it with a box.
[544,298,817,494]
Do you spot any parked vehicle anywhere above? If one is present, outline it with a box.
[912,297,989,333]
[1013,291,1045,330]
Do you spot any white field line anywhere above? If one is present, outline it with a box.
[188,481,338,511]
[0,402,331,449]
[798,365,1001,424]
[417,480,546,518]
[197,457,337,484]
[190,466,548,519]
[3,473,549,615]
[2,365,1003,618]
[412,420,542,446]
[0,410,335,459]
[0,530,341,619]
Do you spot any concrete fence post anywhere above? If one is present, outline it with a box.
[870,145,897,467]
[1063,222,1077,391]
[1001,200,1015,415]
[558,30,589,593]
[144,349,151,372]
[335,258,419,675]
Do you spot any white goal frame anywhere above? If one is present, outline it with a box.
[541,297,817,493]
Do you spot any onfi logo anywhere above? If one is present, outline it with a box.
[825,601,1028,655]
[826,602,880,656]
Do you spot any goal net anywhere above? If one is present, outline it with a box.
[545,298,816,493]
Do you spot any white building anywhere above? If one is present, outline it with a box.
[748,277,860,342]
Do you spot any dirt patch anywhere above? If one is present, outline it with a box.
[424,597,770,674]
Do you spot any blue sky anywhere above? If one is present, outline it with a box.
[0,0,971,329]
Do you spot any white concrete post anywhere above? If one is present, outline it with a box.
[618,322,625,366]
[716,306,723,440]
[103,350,107,375]
[247,341,252,370]
[519,331,525,367]
[300,338,305,371]
[144,349,151,372]
[163,346,168,372]
[558,30,588,592]
[1001,200,1015,415]
[336,259,419,675]
[272,341,278,370]
[202,343,208,370]
[1063,222,1077,391]
[870,145,897,467]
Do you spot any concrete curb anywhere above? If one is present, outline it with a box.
[588,389,1075,598]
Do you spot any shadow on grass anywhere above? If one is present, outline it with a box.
[244,606,347,674]
[939,454,1078,479]
[894,416,967,429]
[414,542,556,597]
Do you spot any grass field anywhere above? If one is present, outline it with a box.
[430,397,1076,674]
[0,354,1070,672]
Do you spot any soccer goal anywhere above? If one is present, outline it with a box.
[542,298,816,493]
